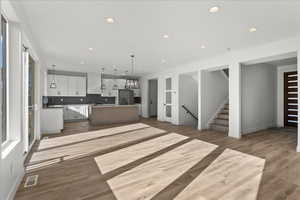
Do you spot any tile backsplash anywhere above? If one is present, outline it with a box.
[45,94,116,106]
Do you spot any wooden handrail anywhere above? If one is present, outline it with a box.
[182,105,198,120]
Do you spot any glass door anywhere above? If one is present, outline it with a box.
[164,77,172,122]
[28,56,35,146]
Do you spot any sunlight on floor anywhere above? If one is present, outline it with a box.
[38,123,150,150]
[28,125,165,171]
[174,149,265,200]
[94,133,188,174]
[104,140,218,200]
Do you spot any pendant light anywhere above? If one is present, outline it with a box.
[125,54,140,89]
[49,64,57,89]
[112,68,119,90]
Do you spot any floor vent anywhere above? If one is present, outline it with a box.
[24,175,39,188]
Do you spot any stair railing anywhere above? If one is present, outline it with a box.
[182,105,198,121]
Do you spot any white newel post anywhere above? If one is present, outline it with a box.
[229,63,241,139]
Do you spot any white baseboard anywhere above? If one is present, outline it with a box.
[6,169,25,200]
[242,123,276,135]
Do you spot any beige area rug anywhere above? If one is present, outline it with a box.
[106,140,218,200]
[38,123,150,150]
[27,126,165,171]
[94,133,188,174]
[174,149,265,200]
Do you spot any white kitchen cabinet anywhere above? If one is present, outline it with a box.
[76,76,87,96]
[68,76,86,96]
[41,108,64,134]
[133,89,141,97]
[47,75,86,97]
[63,105,89,121]
[87,73,101,94]
[56,75,69,96]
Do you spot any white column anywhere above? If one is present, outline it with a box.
[229,63,241,139]
[297,50,300,152]
[173,74,180,125]
[198,69,204,130]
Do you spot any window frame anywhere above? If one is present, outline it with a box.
[1,14,9,146]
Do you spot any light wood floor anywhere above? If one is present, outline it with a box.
[15,118,300,200]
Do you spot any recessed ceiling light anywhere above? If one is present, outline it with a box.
[106,17,115,24]
[80,61,85,64]
[161,59,166,63]
[209,6,220,13]
[249,27,257,32]
[201,45,206,49]
[163,34,169,39]
[88,47,93,51]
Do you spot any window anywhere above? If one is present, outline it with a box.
[1,15,8,144]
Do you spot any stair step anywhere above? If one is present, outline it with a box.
[220,110,229,114]
[211,124,228,132]
[215,119,229,126]
[218,114,229,119]
[224,104,229,109]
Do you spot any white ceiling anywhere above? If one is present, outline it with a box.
[15,0,300,75]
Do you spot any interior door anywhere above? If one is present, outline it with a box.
[164,77,173,122]
[284,71,298,127]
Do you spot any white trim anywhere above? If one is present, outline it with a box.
[6,169,25,200]
[221,69,229,80]
[297,145,300,153]
[242,123,276,135]
[207,97,228,129]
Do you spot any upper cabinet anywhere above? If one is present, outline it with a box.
[68,76,86,96]
[47,75,86,97]
[87,73,101,94]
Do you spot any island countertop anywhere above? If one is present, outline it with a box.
[89,104,140,125]
[91,104,139,108]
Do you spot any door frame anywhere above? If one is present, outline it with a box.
[22,48,38,154]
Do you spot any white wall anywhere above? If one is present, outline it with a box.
[277,64,297,127]
[141,35,299,142]
[241,63,277,134]
[0,1,44,199]
[200,70,228,129]
[178,73,198,127]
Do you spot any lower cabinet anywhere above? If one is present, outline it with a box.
[63,105,89,121]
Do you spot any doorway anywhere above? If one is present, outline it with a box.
[148,79,158,118]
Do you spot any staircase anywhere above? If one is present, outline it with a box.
[210,103,229,132]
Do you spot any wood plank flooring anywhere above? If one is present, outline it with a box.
[174,149,265,200]
[94,133,188,174]
[15,118,300,200]
[106,140,217,200]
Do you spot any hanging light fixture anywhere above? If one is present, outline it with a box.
[49,64,57,89]
[125,54,140,89]
[112,68,119,90]
[101,67,106,91]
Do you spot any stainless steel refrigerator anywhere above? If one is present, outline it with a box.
[118,89,134,105]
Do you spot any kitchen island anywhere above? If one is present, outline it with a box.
[89,104,140,125]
